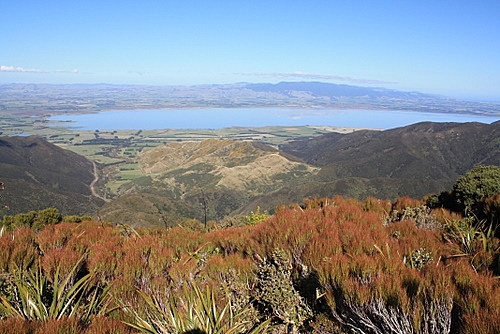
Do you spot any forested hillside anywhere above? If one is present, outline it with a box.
[275,121,500,201]
[281,121,500,176]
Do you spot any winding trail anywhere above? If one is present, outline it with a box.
[90,161,110,203]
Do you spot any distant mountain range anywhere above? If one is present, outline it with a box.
[1,81,499,116]
[246,81,430,99]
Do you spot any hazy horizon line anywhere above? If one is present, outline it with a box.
[0,80,499,103]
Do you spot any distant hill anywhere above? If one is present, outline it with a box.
[0,136,103,216]
[96,139,317,226]
[242,82,499,115]
[281,121,499,176]
[245,81,430,99]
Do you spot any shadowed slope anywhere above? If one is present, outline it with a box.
[0,136,103,215]
[278,121,499,198]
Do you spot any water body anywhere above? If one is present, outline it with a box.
[48,108,499,130]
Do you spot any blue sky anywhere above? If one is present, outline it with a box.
[1,1,500,99]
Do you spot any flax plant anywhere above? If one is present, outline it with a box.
[122,282,272,334]
[443,218,498,261]
[0,255,112,323]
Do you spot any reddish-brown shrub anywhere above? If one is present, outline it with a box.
[0,232,14,272]
[119,234,176,286]
[392,196,424,212]
[203,253,255,280]
[87,234,124,281]
[35,222,78,254]
[41,248,83,284]
[166,253,201,285]
[304,220,342,265]
[85,316,135,334]
[0,317,34,334]
[34,317,82,334]
[0,317,134,334]
[106,275,138,307]
[431,207,462,223]
[363,196,392,214]
[66,223,120,254]
[386,221,443,257]
[0,228,39,271]
[0,194,497,333]
[207,225,259,256]
[447,256,500,321]
[483,194,500,222]
[160,226,205,255]
[462,309,500,334]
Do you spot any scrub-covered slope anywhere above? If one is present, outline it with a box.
[0,136,103,215]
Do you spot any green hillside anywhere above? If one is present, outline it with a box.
[277,121,500,199]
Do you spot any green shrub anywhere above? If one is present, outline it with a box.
[453,165,500,214]
[241,207,271,226]
[426,165,500,234]
[13,211,37,229]
[2,208,62,231]
[253,249,312,332]
[405,248,433,271]
[0,256,111,322]
[32,208,62,230]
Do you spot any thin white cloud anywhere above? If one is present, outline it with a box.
[236,71,396,85]
[1,65,45,73]
[55,68,79,73]
[0,65,79,74]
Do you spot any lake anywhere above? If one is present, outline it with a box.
[48,108,499,130]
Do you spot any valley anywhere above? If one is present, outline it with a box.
[0,82,498,226]
[0,110,357,225]
[1,113,497,227]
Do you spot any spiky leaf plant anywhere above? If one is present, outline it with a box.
[121,281,271,334]
[0,255,111,323]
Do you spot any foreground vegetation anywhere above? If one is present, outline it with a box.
[0,166,498,333]
[0,190,498,333]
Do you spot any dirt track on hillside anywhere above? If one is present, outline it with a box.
[90,161,110,202]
